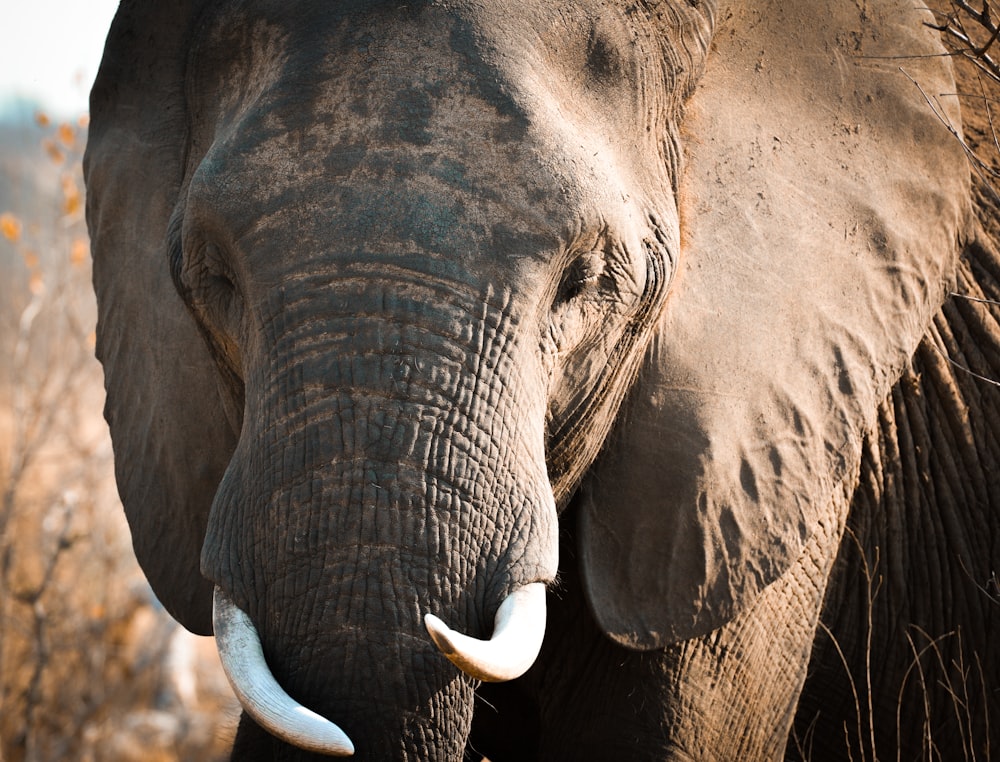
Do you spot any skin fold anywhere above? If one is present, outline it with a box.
[84,0,998,759]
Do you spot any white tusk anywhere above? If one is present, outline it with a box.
[212,587,355,757]
[424,583,547,683]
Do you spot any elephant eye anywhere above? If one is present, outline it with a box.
[192,242,239,303]
[206,268,238,303]
[201,242,236,284]
[179,240,245,369]
[554,252,603,307]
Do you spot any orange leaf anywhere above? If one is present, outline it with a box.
[23,250,39,269]
[62,175,82,216]
[70,238,89,266]
[29,272,44,295]
[77,114,90,129]
[57,122,75,148]
[0,213,22,242]
[42,139,65,166]
[64,193,82,217]
[35,111,50,127]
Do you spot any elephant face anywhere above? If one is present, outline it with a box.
[178,2,683,605]
[87,1,707,757]
[175,0,681,507]
[86,0,974,758]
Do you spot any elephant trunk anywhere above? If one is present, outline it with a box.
[201,281,558,759]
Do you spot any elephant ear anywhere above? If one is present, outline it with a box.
[85,0,234,635]
[578,0,972,647]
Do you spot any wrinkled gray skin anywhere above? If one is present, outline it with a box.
[85,0,999,759]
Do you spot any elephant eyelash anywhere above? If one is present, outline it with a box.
[166,209,188,294]
[199,242,239,286]
[554,252,604,306]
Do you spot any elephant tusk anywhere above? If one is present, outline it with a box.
[212,587,355,757]
[424,582,547,683]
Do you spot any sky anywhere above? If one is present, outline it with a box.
[1,0,121,120]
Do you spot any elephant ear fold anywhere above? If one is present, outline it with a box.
[85,0,235,635]
[578,0,972,648]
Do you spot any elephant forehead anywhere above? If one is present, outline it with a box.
[184,138,571,292]
[182,0,670,240]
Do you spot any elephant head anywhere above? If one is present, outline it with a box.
[85,0,973,758]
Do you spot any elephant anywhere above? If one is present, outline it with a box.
[83,0,999,759]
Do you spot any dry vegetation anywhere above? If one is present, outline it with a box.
[0,114,239,761]
[929,0,1000,213]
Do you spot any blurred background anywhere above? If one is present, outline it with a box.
[1,3,240,760]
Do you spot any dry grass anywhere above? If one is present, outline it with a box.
[793,531,996,762]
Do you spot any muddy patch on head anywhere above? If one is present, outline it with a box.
[380,85,440,146]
